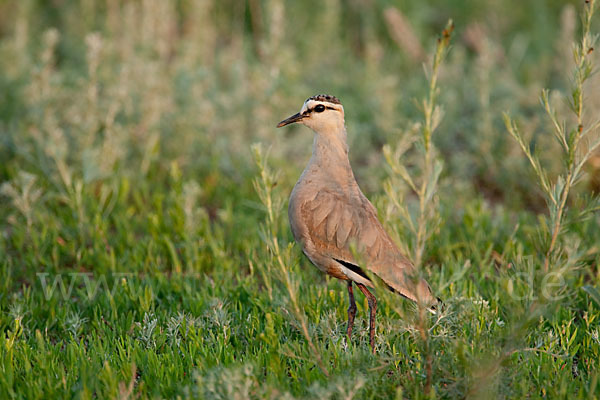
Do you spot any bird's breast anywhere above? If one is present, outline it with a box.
[288,180,305,244]
[288,173,323,243]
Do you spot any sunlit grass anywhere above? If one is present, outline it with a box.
[0,0,599,398]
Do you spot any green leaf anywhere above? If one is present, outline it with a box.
[582,285,600,308]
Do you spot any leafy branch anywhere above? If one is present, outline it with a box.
[503,0,598,272]
[384,19,454,268]
[251,143,329,377]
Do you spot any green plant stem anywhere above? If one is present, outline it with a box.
[252,144,329,377]
[544,171,572,272]
[414,20,453,268]
[542,0,596,272]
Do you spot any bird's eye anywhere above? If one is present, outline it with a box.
[314,104,325,113]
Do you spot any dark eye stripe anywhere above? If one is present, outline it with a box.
[302,104,339,115]
[303,105,338,115]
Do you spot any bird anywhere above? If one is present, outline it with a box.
[277,94,440,353]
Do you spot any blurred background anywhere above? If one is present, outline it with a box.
[0,1,599,397]
[1,0,598,215]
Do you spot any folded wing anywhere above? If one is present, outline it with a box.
[301,189,428,302]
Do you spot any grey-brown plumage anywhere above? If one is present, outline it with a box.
[277,94,439,353]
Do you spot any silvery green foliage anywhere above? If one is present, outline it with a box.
[504,1,599,272]
[195,363,365,400]
[136,312,158,349]
[64,311,88,340]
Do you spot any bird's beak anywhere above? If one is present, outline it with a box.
[277,112,304,128]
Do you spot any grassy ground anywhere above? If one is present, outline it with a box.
[1,0,600,398]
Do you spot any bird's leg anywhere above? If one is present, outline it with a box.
[356,283,377,354]
[346,281,357,342]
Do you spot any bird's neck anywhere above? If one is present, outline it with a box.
[309,126,356,185]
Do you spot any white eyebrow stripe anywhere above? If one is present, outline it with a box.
[301,100,343,114]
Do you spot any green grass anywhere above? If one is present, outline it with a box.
[1,0,600,398]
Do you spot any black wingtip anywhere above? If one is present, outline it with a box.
[333,258,372,282]
[429,297,445,313]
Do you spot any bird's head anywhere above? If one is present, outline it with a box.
[277,94,345,134]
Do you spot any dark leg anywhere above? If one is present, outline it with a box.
[357,283,377,354]
[346,281,357,342]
